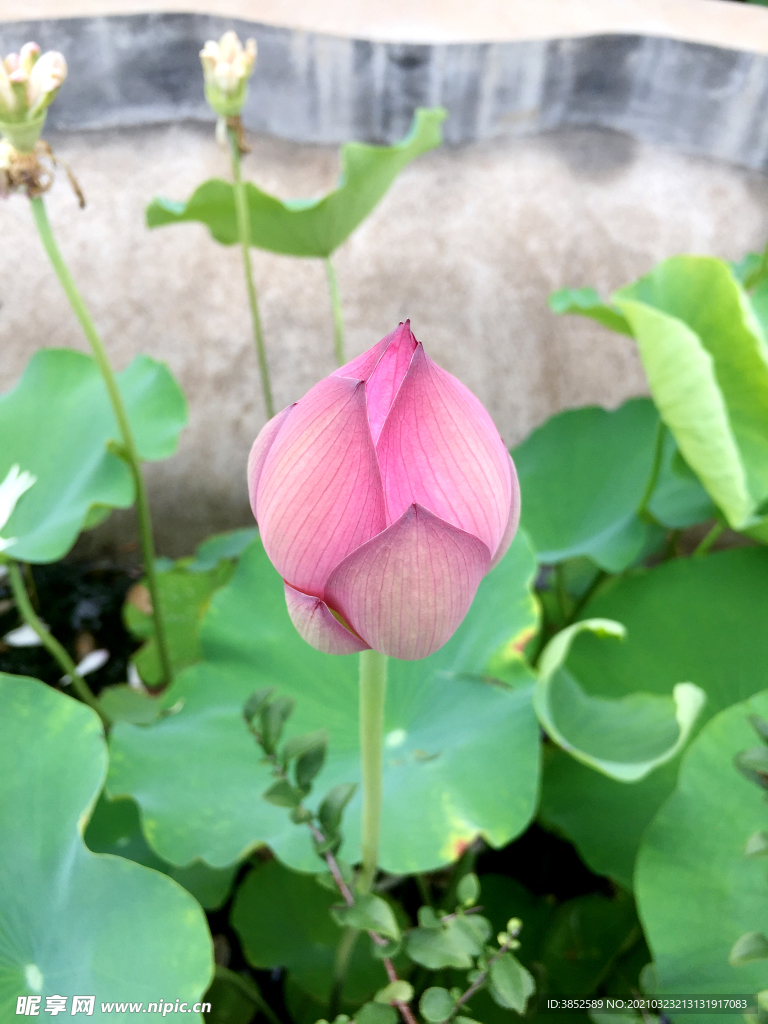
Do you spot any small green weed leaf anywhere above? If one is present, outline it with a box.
[457,872,480,907]
[614,257,768,530]
[262,778,301,808]
[0,350,186,563]
[539,547,768,887]
[636,691,768,995]
[335,894,400,940]
[535,620,705,782]
[417,906,442,929]
[729,932,768,966]
[294,737,328,791]
[355,1004,398,1024]
[405,915,483,970]
[0,674,212,1016]
[147,108,445,258]
[284,729,329,762]
[243,687,275,723]
[488,952,535,1013]
[231,859,393,1005]
[84,792,237,910]
[374,980,413,1004]
[108,532,539,873]
[261,694,296,754]
[548,287,633,336]
[513,400,664,572]
[420,987,456,1023]
[318,782,357,840]
[454,912,492,948]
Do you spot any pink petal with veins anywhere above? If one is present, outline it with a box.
[256,374,386,598]
[376,344,513,553]
[247,405,295,518]
[335,322,417,441]
[489,453,521,569]
[284,583,370,655]
[325,503,491,660]
[364,321,418,443]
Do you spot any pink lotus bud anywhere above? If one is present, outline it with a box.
[248,323,520,660]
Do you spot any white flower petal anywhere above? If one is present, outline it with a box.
[4,623,43,647]
[76,648,109,676]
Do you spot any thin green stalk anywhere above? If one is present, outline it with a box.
[325,254,345,365]
[29,195,173,689]
[6,560,109,726]
[228,127,275,419]
[694,520,726,557]
[553,562,569,622]
[358,649,388,894]
[637,420,666,523]
[566,568,609,626]
[328,926,359,1019]
[415,872,433,907]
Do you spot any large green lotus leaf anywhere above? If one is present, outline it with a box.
[146,108,445,258]
[0,673,212,1019]
[647,430,717,529]
[0,349,187,563]
[512,399,712,572]
[636,690,768,1010]
[548,287,633,336]
[534,620,705,782]
[107,532,540,873]
[613,257,768,531]
[84,793,237,910]
[538,891,640,996]
[231,859,395,1006]
[539,547,768,888]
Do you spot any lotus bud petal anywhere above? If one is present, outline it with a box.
[200,30,257,118]
[19,42,40,74]
[0,62,15,115]
[248,323,520,660]
[0,43,66,149]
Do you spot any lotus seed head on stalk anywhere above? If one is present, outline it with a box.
[0,43,66,150]
[200,30,257,119]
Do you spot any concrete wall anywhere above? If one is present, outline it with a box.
[2,2,768,556]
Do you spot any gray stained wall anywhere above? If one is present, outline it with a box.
[2,14,768,166]
[1,10,767,555]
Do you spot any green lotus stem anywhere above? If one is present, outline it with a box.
[227,128,275,419]
[29,195,173,690]
[358,648,387,893]
[6,559,109,727]
[637,419,666,524]
[694,520,726,557]
[325,254,345,365]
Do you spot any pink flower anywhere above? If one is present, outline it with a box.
[248,323,520,660]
